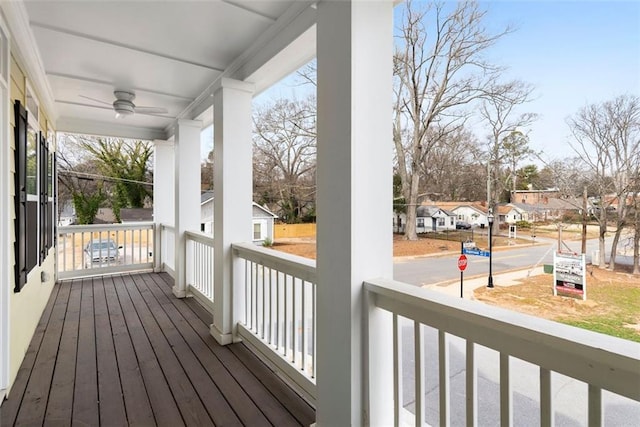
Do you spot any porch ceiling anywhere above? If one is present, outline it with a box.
[8,0,316,140]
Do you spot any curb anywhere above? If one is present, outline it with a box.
[429,265,547,288]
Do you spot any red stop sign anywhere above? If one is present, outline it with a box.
[458,254,468,271]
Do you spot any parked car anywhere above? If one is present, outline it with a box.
[84,239,121,268]
[455,221,472,230]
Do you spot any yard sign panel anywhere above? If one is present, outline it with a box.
[553,252,587,300]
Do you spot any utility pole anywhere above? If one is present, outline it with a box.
[487,160,491,247]
[582,185,588,254]
[557,223,563,253]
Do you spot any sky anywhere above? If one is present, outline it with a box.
[206,1,640,166]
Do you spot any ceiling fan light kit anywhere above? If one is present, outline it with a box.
[113,98,135,117]
[80,89,168,118]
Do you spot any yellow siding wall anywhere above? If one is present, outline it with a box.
[7,54,56,394]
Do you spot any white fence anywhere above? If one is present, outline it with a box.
[232,242,317,404]
[365,278,640,426]
[57,223,154,279]
[158,224,175,276]
[186,230,214,311]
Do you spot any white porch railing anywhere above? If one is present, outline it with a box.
[56,223,640,423]
[232,242,317,404]
[185,230,214,312]
[365,278,640,426]
[57,223,154,279]
[158,223,175,276]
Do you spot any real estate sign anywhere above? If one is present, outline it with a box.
[553,252,587,300]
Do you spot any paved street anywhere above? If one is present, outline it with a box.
[393,236,607,287]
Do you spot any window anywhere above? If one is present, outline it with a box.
[14,98,52,292]
[253,222,262,240]
[437,218,445,227]
[417,218,425,228]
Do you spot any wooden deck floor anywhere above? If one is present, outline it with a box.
[1,272,315,426]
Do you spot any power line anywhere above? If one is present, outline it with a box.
[58,169,153,186]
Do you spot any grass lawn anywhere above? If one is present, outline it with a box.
[474,267,640,343]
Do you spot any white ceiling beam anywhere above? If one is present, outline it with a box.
[1,1,58,122]
[56,117,167,141]
[31,21,224,72]
[221,0,278,21]
[168,1,316,138]
[244,24,316,96]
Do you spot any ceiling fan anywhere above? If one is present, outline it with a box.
[80,90,169,118]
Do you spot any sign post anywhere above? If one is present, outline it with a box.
[458,243,468,298]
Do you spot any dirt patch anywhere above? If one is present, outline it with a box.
[270,242,318,259]
[270,233,533,260]
[270,235,462,260]
[474,267,640,341]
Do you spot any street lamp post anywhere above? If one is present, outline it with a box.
[487,212,494,288]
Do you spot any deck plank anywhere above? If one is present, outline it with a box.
[93,276,128,426]
[229,343,317,426]
[152,273,314,426]
[111,275,185,427]
[141,273,273,426]
[2,272,316,426]
[120,274,217,426]
[73,277,99,426]
[14,280,72,426]
[102,275,156,426]
[0,282,60,426]
[44,279,81,424]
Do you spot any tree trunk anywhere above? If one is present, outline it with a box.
[403,172,421,240]
[609,204,627,270]
[634,221,639,274]
[609,226,622,271]
[598,222,607,268]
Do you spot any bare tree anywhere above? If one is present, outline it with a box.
[394,0,512,240]
[201,149,214,191]
[253,96,317,222]
[481,80,537,227]
[420,126,485,200]
[568,94,640,270]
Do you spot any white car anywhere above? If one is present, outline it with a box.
[84,239,121,268]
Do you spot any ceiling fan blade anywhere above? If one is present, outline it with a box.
[79,94,112,106]
[135,106,169,114]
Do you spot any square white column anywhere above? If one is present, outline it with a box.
[316,1,394,425]
[210,78,254,345]
[153,140,174,272]
[173,119,202,298]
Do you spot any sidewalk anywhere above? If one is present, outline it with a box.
[423,265,546,299]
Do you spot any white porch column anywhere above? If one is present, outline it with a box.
[153,139,174,272]
[316,1,394,426]
[173,119,202,298]
[211,78,254,345]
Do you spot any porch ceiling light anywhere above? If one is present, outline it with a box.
[113,99,135,118]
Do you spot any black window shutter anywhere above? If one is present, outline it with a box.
[52,154,57,246]
[14,100,27,292]
[39,132,48,263]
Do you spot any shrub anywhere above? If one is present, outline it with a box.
[262,237,274,247]
[515,220,531,229]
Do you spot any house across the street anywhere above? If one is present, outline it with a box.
[416,205,456,232]
[200,191,278,243]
